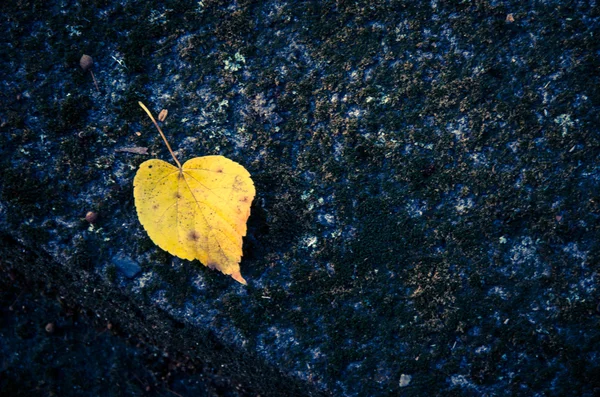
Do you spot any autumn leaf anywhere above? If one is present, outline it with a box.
[133,102,255,285]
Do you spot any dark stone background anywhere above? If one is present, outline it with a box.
[2,1,600,396]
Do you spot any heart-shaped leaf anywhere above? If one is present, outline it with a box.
[133,102,255,284]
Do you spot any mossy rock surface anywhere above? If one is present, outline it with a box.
[1,1,600,396]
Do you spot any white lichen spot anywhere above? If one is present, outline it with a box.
[132,272,155,292]
[449,374,472,388]
[447,117,470,141]
[251,93,279,121]
[148,9,169,25]
[310,347,323,360]
[455,197,474,214]
[191,274,207,290]
[507,141,519,153]
[234,51,246,64]
[510,237,536,266]
[224,52,246,71]
[224,59,239,71]
[406,199,427,218]
[563,242,587,267]
[469,152,487,166]
[66,25,83,37]
[348,107,364,118]
[218,99,229,112]
[554,113,575,136]
[488,286,509,300]
[301,190,314,201]
[414,141,434,150]
[399,374,412,387]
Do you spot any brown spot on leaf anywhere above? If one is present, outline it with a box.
[240,196,249,203]
[174,192,181,199]
[152,204,159,210]
[187,230,199,241]
[232,176,243,191]
[216,168,223,173]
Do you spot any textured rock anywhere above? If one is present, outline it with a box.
[112,254,142,279]
[1,0,599,396]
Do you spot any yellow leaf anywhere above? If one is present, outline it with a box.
[133,102,255,285]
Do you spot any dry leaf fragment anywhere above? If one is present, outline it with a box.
[133,102,255,285]
[116,146,149,155]
[158,109,168,122]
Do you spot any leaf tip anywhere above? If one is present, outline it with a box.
[231,271,247,285]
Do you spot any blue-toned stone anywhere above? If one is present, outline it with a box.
[1,1,600,396]
[112,255,141,279]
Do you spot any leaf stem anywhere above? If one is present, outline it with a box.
[138,101,182,169]
[89,70,100,93]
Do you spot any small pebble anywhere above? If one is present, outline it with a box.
[113,254,142,278]
[85,211,98,223]
[399,374,412,387]
[45,322,55,333]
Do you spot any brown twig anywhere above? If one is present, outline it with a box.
[89,70,100,93]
